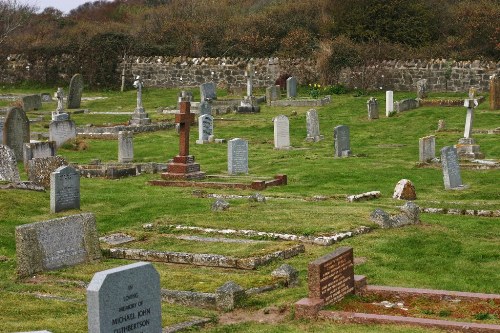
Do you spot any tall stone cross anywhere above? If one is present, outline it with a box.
[176,101,195,156]
[56,87,64,113]
[245,61,254,97]
[133,76,144,110]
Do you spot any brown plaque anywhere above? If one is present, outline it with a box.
[308,246,354,305]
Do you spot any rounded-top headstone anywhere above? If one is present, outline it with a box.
[3,107,30,161]
[87,262,162,333]
[67,74,84,109]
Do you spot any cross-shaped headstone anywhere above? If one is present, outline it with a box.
[245,61,254,97]
[463,98,478,139]
[133,76,143,110]
[176,101,195,156]
[55,87,64,113]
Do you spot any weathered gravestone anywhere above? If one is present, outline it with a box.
[394,98,419,112]
[130,76,151,125]
[199,99,212,116]
[21,94,42,112]
[0,118,4,144]
[286,77,297,98]
[386,90,394,116]
[393,179,417,200]
[26,155,67,188]
[490,74,500,111]
[50,165,80,213]
[52,87,69,121]
[15,213,101,277]
[87,262,162,333]
[266,85,280,106]
[196,114,213,144]
[367,97,379,120]
[455,97,484,159]
[67,74,84,109]
[333,125,352,157]
[3,107,30,161]
[200,82,217,101]
[441,146,463,190]
[0,145,21,182]
[49,118,76,147]
[118,131,134,163]
[305,109,323,142]
[228,138,248,175]
[418,135,436,162]
[273,115,290,149]
[416,79,428,99]
[23,141,56,165]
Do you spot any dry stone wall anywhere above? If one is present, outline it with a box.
[1,55,499,92]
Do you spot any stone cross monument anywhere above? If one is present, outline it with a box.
[130,76,151,125]
[161,101,205,179]
[455,88,484,159]
[52,88,69,121]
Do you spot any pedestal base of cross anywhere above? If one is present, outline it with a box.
[455,138,485,160]
[161,101,206,180]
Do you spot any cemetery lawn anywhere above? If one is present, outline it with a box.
[0,87,499,332]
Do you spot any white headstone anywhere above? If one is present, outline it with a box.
[228,138,248,175]
[49,120,76,147]
[419,135,436,162]
[196,114,213,144]
[118,131,134,163]
[50,165,80,213]
[87,262,162,333]
[386,91,394,116]
[441,146,463,189]
[274,115,290,149]
[334,125,351,157]
[286,77,297,98]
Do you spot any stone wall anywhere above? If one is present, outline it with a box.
[2,54,499,93]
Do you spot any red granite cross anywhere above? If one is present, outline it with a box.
[176,101,195,156]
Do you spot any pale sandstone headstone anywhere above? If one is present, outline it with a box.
[3,107,30,161]
[418,135,436,162]
[0,145,21,182]
[228,138,248,175]
[50,165,80,213]
[87,262,162,333]
[49,119,76,147]
[118,131,134,163]
[333,125,351,157]
[15,213,101,277]
[274,115,290,149]
[305,109,323,142]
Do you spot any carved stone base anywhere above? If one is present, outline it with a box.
[161,155,206,180]
[455,138,484,159]
[130,110,151,125]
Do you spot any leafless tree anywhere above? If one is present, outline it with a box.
[0,0,37,46]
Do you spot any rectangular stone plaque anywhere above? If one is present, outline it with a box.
[333,125,351,157]
[228,138,248,174]
[87,262,162,333]
[15,213,101,277]
[419,135,435,162]
[118,131,134,163]
[49,120,76,147]
[308,246,354,305]
[441,146,463,189]
[274,115,290,149]
[50,165,80,213]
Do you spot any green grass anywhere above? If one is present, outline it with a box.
[0,87,499,332]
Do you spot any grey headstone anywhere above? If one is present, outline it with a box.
[441,146,463,189]
[27,155,67,188]
[22,94,42,112]
[199,100,212,116]
[416,79,428,99]
[50,165,80,213]
[266,85,280,105]
[286,77,297,98]
[215,281,245,311]
[0,118,4,144]
[23,141,56,165]
[87,262,162,333]
[211,199,230,212]
[386,91,394,116]
[118,131,134,163]
[3,107,30,161]
[394,99,419,112]
[49,119,76,147]
[334,125,351,157]
[15,213,101,277]
[274,115,290,149]
[419,135,435,162]
[0,144,21,182]
[67,74,84,109]
[367,97,379,120]
[196,114,213,144]
[305,109,323,142]
[228,138,248,175]
[200,82,217,101]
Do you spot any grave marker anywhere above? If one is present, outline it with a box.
[441,146,463,190]
[333,125,351,157]
[200,82,217,101]
[52,87,69,121]
[196,114,213,144]
[228,138,248,175]
[266,85,280,106]
[490,74,500,110]
[305,109,323,142]
[118,131,134,163]
[418,135,435,162]
[87,262,162,333]
[15,213,101,277]
[21,94,42,112]
[23,141,56,165]
[199,100,212,116]
[416,79,428,99]
[0,145,21,182]
[49,119,76,147]
[273,115,290,149]
[0,118,3,144]
[27,155,67,188]
[385,90,394,116]
[367,97,379,120]
[67,74,84,109]
[130,76,151,125]
[286,77,297,98]
[3,107,30,161]
[456,98,484,159]
[50,165,80,213]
